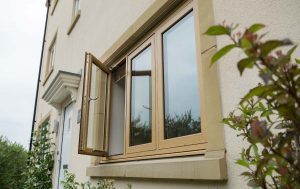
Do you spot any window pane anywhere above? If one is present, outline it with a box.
[50,42,56,68]
[74,0,80,13]
[109,64,126,156]
[130,46,152,146]
[87,64,108,150]
[163,12,201,139]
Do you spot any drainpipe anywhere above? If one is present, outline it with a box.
[29,0,51,151]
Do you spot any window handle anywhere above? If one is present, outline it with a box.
[88,97,98,101]
[142,105,152,110]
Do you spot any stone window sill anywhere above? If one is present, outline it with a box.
[86,153,227,180]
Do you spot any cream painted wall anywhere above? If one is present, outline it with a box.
[34,0,300,188]
[36,0,156,186]
[213,0,300,188]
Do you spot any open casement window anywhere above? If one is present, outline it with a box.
[79,53,111,156]
[79,1,222,164]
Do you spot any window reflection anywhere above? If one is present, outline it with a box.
[163,11,201,139]
[130,46,152,146]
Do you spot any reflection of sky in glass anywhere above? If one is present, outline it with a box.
[163,12,200,123]
[131,47,152,124]
[130,46,152,146]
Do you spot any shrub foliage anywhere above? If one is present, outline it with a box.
[0,136,27,189]
[24,122,54,189]
[205,23,300,188]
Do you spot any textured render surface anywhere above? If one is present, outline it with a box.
[213,0,300,188]
[34,0,300,189]
[36,0,155,187]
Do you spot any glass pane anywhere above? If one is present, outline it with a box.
[74,0,80,13]
[109,64,126,155]
[87,63,108,150]
[163,11,201,139]
[130,46,152,146]
[50,42,56,67]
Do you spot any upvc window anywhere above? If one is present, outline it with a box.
[79,2,206,161]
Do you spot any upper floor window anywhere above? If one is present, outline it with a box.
[79,1,206,161]
[67,0,81,35]
[44,34,57,84]
[73,0,80,16]
[49,41,56,68]
[51,0,59,15]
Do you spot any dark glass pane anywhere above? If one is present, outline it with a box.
[163,12,201,139]
[130,46,152,146]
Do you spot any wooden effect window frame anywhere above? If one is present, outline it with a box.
[100,2,207,163]
[125,36,156,154]
[156,3,206,150]
[80,1,218,164]
[78,53,111,156]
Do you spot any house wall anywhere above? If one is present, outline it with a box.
[34,0,300,188]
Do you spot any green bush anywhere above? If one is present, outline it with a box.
[0,136,27,189]
[205,23,300,188]
[61,170,132,189]
[24,122,55,189]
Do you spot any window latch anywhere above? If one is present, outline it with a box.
[88,97,98,101]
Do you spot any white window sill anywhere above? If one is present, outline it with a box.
[86,153,227,180]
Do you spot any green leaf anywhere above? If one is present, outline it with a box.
[287,45,297,56]
[296,58,300,64]
[241,171,252,177]
[204,25,229,36]
[236,159,250,168]
[248,23,265,33]
[247,179,260,188]
[211,44,236,65]
[240,38,252,49]
[241,85,274,103]
[253,144,259,157]
[261,39,292,56]
[237,57,255,75]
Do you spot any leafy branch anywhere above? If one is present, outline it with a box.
[205,23,300,188]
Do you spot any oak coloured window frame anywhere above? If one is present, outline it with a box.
[156,3,206,150]
[125,36,156,154]
[78,53,111,156]
[79,0,215,163]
